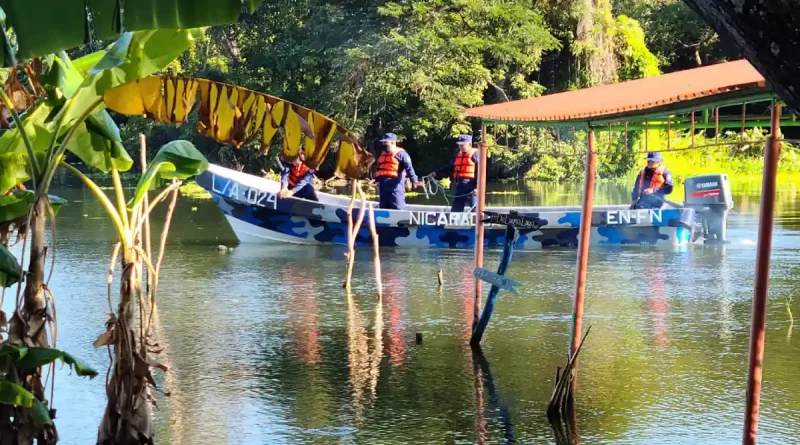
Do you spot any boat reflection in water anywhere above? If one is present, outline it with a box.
[281,266,321,365]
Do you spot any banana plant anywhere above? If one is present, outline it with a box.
[0,244,96,439]
[62,139,208,444]
[0,343,97,435]
[0,29,203,443]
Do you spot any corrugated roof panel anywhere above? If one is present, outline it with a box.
[464,60,767,123]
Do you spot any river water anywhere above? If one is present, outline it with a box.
[6,178,800,444]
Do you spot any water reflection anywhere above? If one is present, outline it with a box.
[382,274,406,367]
[282,265,321,365]
[644,253,670,349]
[472,347,516,444]
[345,291,383,425]
[22,181,800,444]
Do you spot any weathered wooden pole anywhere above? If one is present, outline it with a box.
[567,130,597,405]
[366,201,383,300]
[742,103,781,445]
[470,225,517,346]
[474,124,488,328]
[344,180,362,291]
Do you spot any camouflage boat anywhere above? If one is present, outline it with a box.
[197,164,733,248]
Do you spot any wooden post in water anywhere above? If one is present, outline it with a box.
[474,124,488,328]
[470,225,517,346]
[742,103,781,445]
[567,130,596,406]
[366,201,383,300]
[344,180,358,291]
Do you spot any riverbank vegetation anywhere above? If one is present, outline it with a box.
[101,0,791,185]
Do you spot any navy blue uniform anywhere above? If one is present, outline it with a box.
[280,161,319,201]
[376,150,419,210]
[435,150,480,212]
[631,166,673,209]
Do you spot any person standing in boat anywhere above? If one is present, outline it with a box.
[279,148,319,202]
[375,133,423,210]
[631,151,673,209]
[432,134,480,212]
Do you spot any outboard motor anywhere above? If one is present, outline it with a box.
[683,174,734,244]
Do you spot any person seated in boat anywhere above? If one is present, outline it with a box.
[279,149,318,202]
[631,151,673,209]
[375,132,423,210]
[432,134,480,212]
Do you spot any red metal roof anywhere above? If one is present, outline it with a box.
[464,60,768,123]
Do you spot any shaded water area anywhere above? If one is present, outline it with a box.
[8,178,800,444]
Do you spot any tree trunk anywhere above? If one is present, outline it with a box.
[683,0,800,114]
[97,249,153,445]
[3,196,57,445]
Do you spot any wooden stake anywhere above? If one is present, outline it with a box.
[365,197,383,300]
[344,180,357,291]
[568,131,596,406]
[474,124,488,328]
[742,103,782,445]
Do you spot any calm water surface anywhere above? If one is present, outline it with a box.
[8,178,800,444]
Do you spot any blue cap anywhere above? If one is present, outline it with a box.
[456,134,473,145]
[379,133,397,142]
[647,152,664,162]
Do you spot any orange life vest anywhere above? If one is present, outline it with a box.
[376,148,405,178]
[453,148,478,179]
[289,162,311,188]
[637,165,666,195]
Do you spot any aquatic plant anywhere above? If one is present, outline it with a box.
[0,27,209,444]
[64,139,207,444]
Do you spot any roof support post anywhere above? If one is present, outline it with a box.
[742,103,781,445]
[741,103,747,144]
[568,130,596,408]
[473,123,488,329]
[624,122,628,150]
[667,117,671,151]
[691,112,696,146]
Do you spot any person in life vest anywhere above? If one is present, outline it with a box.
[375,133,423,210]
[631,151,673,209]
[279,148,319,201]
[433,134,480,212]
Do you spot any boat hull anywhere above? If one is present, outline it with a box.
[197,165,696,249]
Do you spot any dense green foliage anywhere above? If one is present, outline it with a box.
[109,0,764,183]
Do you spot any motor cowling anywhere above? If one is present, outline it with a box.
[683,174,733,244]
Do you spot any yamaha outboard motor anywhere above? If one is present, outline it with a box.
[683,174,734,244]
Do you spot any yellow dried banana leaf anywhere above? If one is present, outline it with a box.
[282,105,304,160]
[102,80,145,115]
[335,135,374,179]
[302,111,337,169]
[104,76,198,125]
[231,89,259,147]
[103,76,374,179]
[259,100,283,154]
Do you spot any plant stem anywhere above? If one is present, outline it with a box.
[111,169,130,230]
[0,90,40,188]
[145,183,180,335]
[59,162,126,243]
[39,98,104,197]
[131,181,182,240]
[43,100,72,167]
